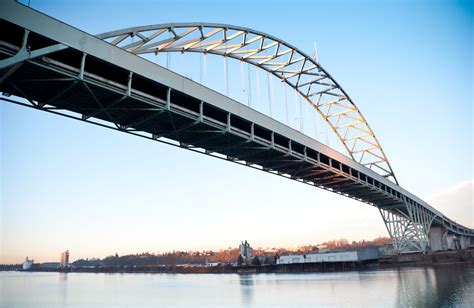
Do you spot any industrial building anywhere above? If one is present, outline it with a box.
[60,250,69,269]
[276,248,380,264]
[239,240,253,265]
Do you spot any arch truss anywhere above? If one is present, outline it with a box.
[379,201,437,252]
[97,23,398,184]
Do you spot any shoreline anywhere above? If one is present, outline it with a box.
[3,248,473,275]
[1,262,473,275]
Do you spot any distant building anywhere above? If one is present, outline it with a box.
[317,244,329,253]
[60,250,69,269]
[239,240,253,265]
[206,262,220,267]
[276,248,380,264]
[39,262,61,269]
[22,257,33,270]
[257,255,270,265]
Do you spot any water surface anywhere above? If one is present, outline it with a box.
[1,266,473,307]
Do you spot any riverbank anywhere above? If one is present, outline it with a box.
[236,249,474,273]
[379,248,474,267]
[3,248,473,274]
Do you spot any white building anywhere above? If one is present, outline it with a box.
[60,250,69,269]
[22,257,33,270]
[277,248,379,264]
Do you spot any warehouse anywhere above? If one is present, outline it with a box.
[276,248,380,264]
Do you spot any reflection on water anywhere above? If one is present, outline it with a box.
[58,273,68,307]
[239,274,254,306]
[395,266,473,307]
[1,266,473,306]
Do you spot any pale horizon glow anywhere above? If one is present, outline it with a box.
[1,0,472,264]
[426,180,473,229]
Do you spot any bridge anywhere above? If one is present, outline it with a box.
[1,0,472,253]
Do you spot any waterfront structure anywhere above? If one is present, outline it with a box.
[0,0,472,253]
[277,248,379,264]
[317,244,329,253]
[239,241,253,265]
[22,257,33,270]
[205,262,220,267]
[60,250,69,269]
[39,262,61,269]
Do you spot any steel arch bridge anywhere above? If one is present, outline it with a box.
[97,23,398,184]
[0,0,472,253]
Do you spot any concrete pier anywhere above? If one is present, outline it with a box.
[429,226,472,251]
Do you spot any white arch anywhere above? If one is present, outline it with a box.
[98,23,398,184]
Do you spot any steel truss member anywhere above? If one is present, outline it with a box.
[97,23,398,184]
[379,203,436,253]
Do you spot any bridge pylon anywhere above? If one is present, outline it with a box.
[379,201,435,253]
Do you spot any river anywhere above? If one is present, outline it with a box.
[1,266,473,307]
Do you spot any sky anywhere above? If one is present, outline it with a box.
[1,0,473,263]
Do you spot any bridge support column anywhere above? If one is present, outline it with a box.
[379,208,430,253]
[428,226,447,251]
[379,199,439,254]
[428,227,473,251]
[445,233,457,250]
[459,236,473,249]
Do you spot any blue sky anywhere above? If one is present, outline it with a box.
[1,0,472,263]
